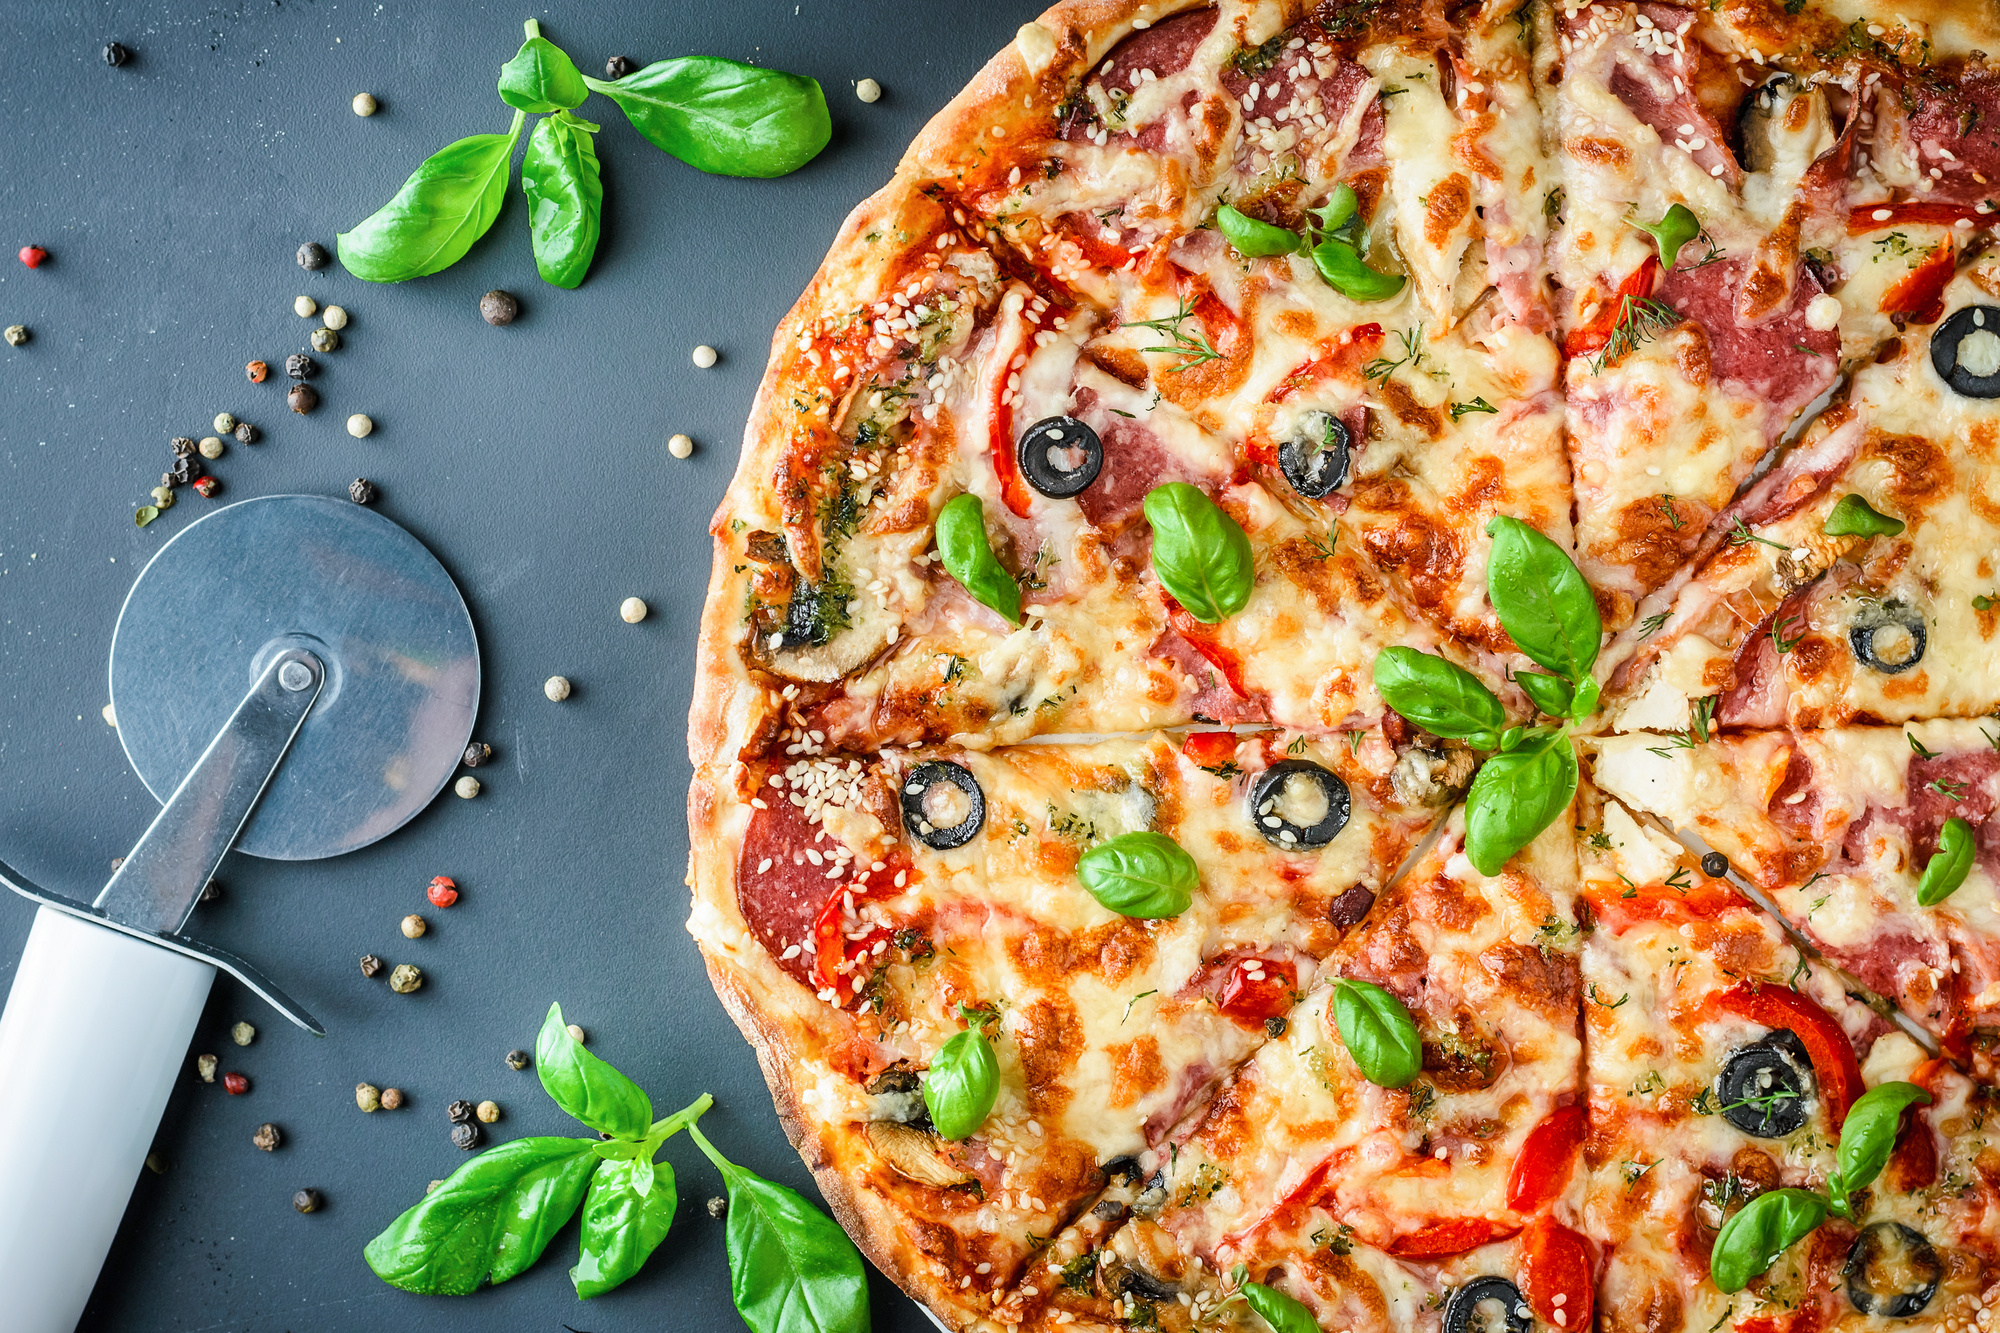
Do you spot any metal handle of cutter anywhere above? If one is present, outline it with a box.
[0,649,323,1333]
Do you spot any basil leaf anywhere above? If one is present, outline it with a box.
[363,1137,599,1294]
[923,1024,1000,1140]
[1373,647,1507,743]
[1463,730,1579,875]
[936,494,1022,625]
[1918,817,1975,906]
[1824,493,1906,538]
[1570,673,1601,718]
[1144,482,1254,623]
[688,1124,872,1333]
[1331,978,1422,1089]
[1310,236,1407,302]
[1485,516,1602,683]
[570,1156,676,1298]
[1828,1081,1930,1218]
[1709,1188,1828,1294]
[582,59,830,178]
[1243,1280,1324,1333]
[1216,205,1302,257]
[1514,670,1576,720]
[338,111,525,283]
[536,1002,653,1139]
[1308,184,1358,236]
[521,112,603,289]
[1630,203,1701,267]
[1076,831,1199,919]
[498,25,588,112]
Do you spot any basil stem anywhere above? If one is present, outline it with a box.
[1918,817,1975,906]
[1372,646,1506,747]
[1827,1081,1930,1219]
[1242,1279,1324,1333]
[1144,482,1255,623]
[521,111,604,289]
[1311,236,1407,302]
[582,58,831,178]
[1823,493,1906,538]
[1076,830,1199,919]
[936,493,1023,625]
[337,110,526,283]
[1216,204,1303,257]
[498,20,588,112]
[536,1001,654,1138]
[1463,728,1579,875]
[1485,516,1602,685]
[1709,1187,1828,1293]
[1629,203,1702,267]
[687,1124,872,1333]
[924,1013,1001,1140]
[1331,978,1422,1089]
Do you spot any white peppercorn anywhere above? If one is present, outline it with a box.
[454,776,481,799]
[691,344,718,368]
[352,92,378,116]
[475,1100,501,1124]
[856,78,883,102]
[3,325,27,347]
[566,1023,587,1044]
[321,305,349,330]
[198,436,225,460]
[231,1021,255,1046]
[668,433,694,459]
[212,412,236,433]
[346,413,373,438]
[620,597,648,623]
[544,676,571,702]
[196,1053,218,1083]
[400,913,427,939]
[294,295,317,318]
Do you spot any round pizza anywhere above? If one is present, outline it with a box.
[687,1,2000,1331]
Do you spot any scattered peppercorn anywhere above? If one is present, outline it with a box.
[505,1049,531,1071]
[1701,851,1730,878]
[352,92,378,117]
[692,344,718,368]
[356,1083,382,1112]
[200,879,222,902]
[18,246,47,269]
[480,290,519,326]
[427,876,459,908]
[213,412,236,433]
[359,954,384,978]
[193,476,221,498]
[150,487,175,508]
[234,420,259,444]
[454,776,481,799]
[400,913,426,939]
[855,78,883,103]
[168,455,201,485]
[196,1053,218,1083]
[388,963,423,994]
[604,55,636,78]
[231,1021,256,1046]
[103,42,131,67]
[381,1087,405,1110]
[544,676,572,702]
[451,1122,482,1151]
[4,325,28,347]
[246,360,270,383]
[707,1196,728,1218]
[170,436,196,457]
[566,1023,586,1045]
[348,477,377,505]
[1264,1015,1289,1037]
[446,1099,475,1124]
[476,1100,500,1124]
[198,435,224,460]
[135,505,160,528]
[253,1123,282,1152]
[288,384,318,414]
[223,1072,250,1095]
[293,295,318,318]
[292,1188,322,1214]
[296,242,329,271]
[620,597,648,623]
[145,1153,168,1175]
[285,353,316,380]
[462,742,492,768]
[346,413,373,438]
[311,327,339,353]
[668,432,694,459]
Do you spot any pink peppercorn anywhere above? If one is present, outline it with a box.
[18,246,46,268]
[427,876,459,908]
[222,1072,250,1095]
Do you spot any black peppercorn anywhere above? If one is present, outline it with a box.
[604,54,636,79]
[480,290,519,326]
[464,742,493,768]
[1264,1015,1288,1038]
[285,353,316,380]
[168,455,202,486]
[288,384,318,415]
[349,478,377,505]
[707,1196,728,1218]
[505,1048,530,1071]
[451,1122,482,1151]
[253,1123,282,1152]
[234,420,259,444]
[170,436,196,457]
[359,954,384,978]
[296,242,329,271]
[1700,851,1730,879]
[103,42,131,67]
[446,1099,476,1124]
[200,879,222,903]
[292,1188,322,1213]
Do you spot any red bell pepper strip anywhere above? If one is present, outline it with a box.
[1520,1216,1595,1330]
[1506,1105,1586,1214]
[1712,983,1863,1132]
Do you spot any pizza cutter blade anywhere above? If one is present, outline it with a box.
[0,494,479,1333]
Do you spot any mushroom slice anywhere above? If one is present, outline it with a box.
[862,1119,975,1189]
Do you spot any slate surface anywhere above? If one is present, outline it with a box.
[0,3,1034,1328]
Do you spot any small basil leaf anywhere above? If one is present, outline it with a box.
[1076,831,1199,919]
[337,112,526,283]
[1829,1081,1930,1217]
[1463,730,1579,875]
[570,1156,677,1298]
[363,1137,600,1294]
[1709,1188,1829,1294]
[923,1024,1000,1141]
[1144,482,1255,623]
[1824,493,1907,538]
[1485,516,1602,682]
[936,494,1022,625]
[1514,671,1576,719]
[1331,978,1422,1089]
[1373,647,1508,742]
[1570,674,1601,719]
[582,59,830,178]
[1216,205,1303,257]
[1630,203,1701,267]
[688,1124,872,1333]
[521,113,604,289]
[1310,236,1407,302]
[1243,1280,1324,1333]
[536,1002,653,1139]
[1918,817,1975,906]
[1308,183,1358,236]
[498,27,589,112]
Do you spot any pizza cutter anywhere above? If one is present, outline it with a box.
[0,494,479,1333]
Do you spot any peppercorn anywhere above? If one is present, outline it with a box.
[425,1179,442,1194]
[168,455,201,485]
[150,486,176,508]
[544,676,572,702]
[400,913,426,939]
[213,412,236,433]
[246,360,269,383]
[454,776,481,799]
[231,1021,255,1047]
[668,432,694,459]
[1700,850,1730,878]
[692,344,718,368]
[285,353,316,380]
[311,327,339,353]
[359,953,384,978]
[145,1153,168,1175]
[355,1083,382,1112]
[103,42,131,67]
[476,1100,501,1124]
[200,879,222,902]
[427,876,459,908]
[196,1053,218,1083]
[293,295,317,318]
[346,413,373,438]
[292,1188,322,1214]
[288,384,318,414]
[446,1100,475,1124]
[855,78,883,104]
[380,1087,404,1110]
[3,325,27,347]
[198,436,224,460]
[18,246,47,269]
[451,1122,482,1151]
[604,54,636,79]
[352,93,378,117]
[1264,1015,1288,1038]
[462,742,492,768]
[322,305,350,331]
[234,420,259,444]
[223,1072,250,1095]
[170,436,196,457]
[707,1196,728,1218]
[296,242,329,271]
[253,1123,282,1152]
[349,478,377,505]
[388,964,423,993]
[505,1049,531,1071]
[480,290,518,326]
[620,597,648,623]
[567,1023,587,1045]
[193,476,221,498]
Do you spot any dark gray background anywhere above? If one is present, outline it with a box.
[0,3,1034,1328]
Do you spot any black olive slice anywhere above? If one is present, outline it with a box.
[1278,410,1352,500]
[900,761,986,850]
[1850,601,1928,675]
[1100,1154,1142,1184]
[1119,1268,1179,1300]
[1715,1039,1813,1137]
[1248,761,1352,849]
[1931,305,2000,399]
[1016,416,1104,498]
[1846,1221,1942,1317]
[1443,1278,1534,1333]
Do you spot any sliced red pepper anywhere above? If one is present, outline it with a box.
[1217,957,1299,1025]
[1712,983,1863,1132]
[1506,1105,1587,1214]
[1886,1058,1946,1190]
[1386,1216,1520,1259]
[1563,257,1663,360]
[807,857,912,998]
[1584,881,1740,935]
[1846,200,1993,233]
[1180,730,1240,771]
[1059,214,1146,270]
[1190,286,1246,361]
[1519,1216,1595,1331]
[1161,592,1253,699]
[1881,241,1956,323]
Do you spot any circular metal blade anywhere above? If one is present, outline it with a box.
[109,495,479,860]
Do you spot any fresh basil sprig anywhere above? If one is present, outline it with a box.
[338,111,527,283]
[1629,203,1701,266]
[1212,184,1404,301]
[520,111,603,289]
[582,58,831,178]
[936,493,1022,625]
[498,29,589,112]
[1373,647,1506,748]
[1824,494,1907,538]
[1331,979,1422,1089]
[1145,482,1254,623]
[1827,1081,1930,1219]
[1709,1187,1829,1293]
[1918,817,1975,906]
[1216,204,1302,257]
[537,1000,653,1138]
[1076,830,1199,918]
[1242,1279,1325,1333]
[923,1008,1000,1141]
[1463,728,1579,874]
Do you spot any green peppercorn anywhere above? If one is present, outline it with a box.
[310,327,339,353]
[3,325,28,347]
[387,963,422,993]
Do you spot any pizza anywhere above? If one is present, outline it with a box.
[685,1,2000,1331]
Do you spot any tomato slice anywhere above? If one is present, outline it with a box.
[1217,957,1299,1024]
[1712,983,1863,1131]
[1584,881,1739,935]
[1386,1216,1520,1259]
[807,857,912,999]
[1506,1105,1587,1213]
[1161,592,1254,698]
[1563,257,1663,359]
[1519,1216,1595,1330]
[1181,730,1240,771]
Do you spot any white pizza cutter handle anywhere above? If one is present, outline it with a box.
[0,649,322,1333]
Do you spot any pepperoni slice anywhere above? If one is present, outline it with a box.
[1506,1105,1587,1214]
[736,794,839,986]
